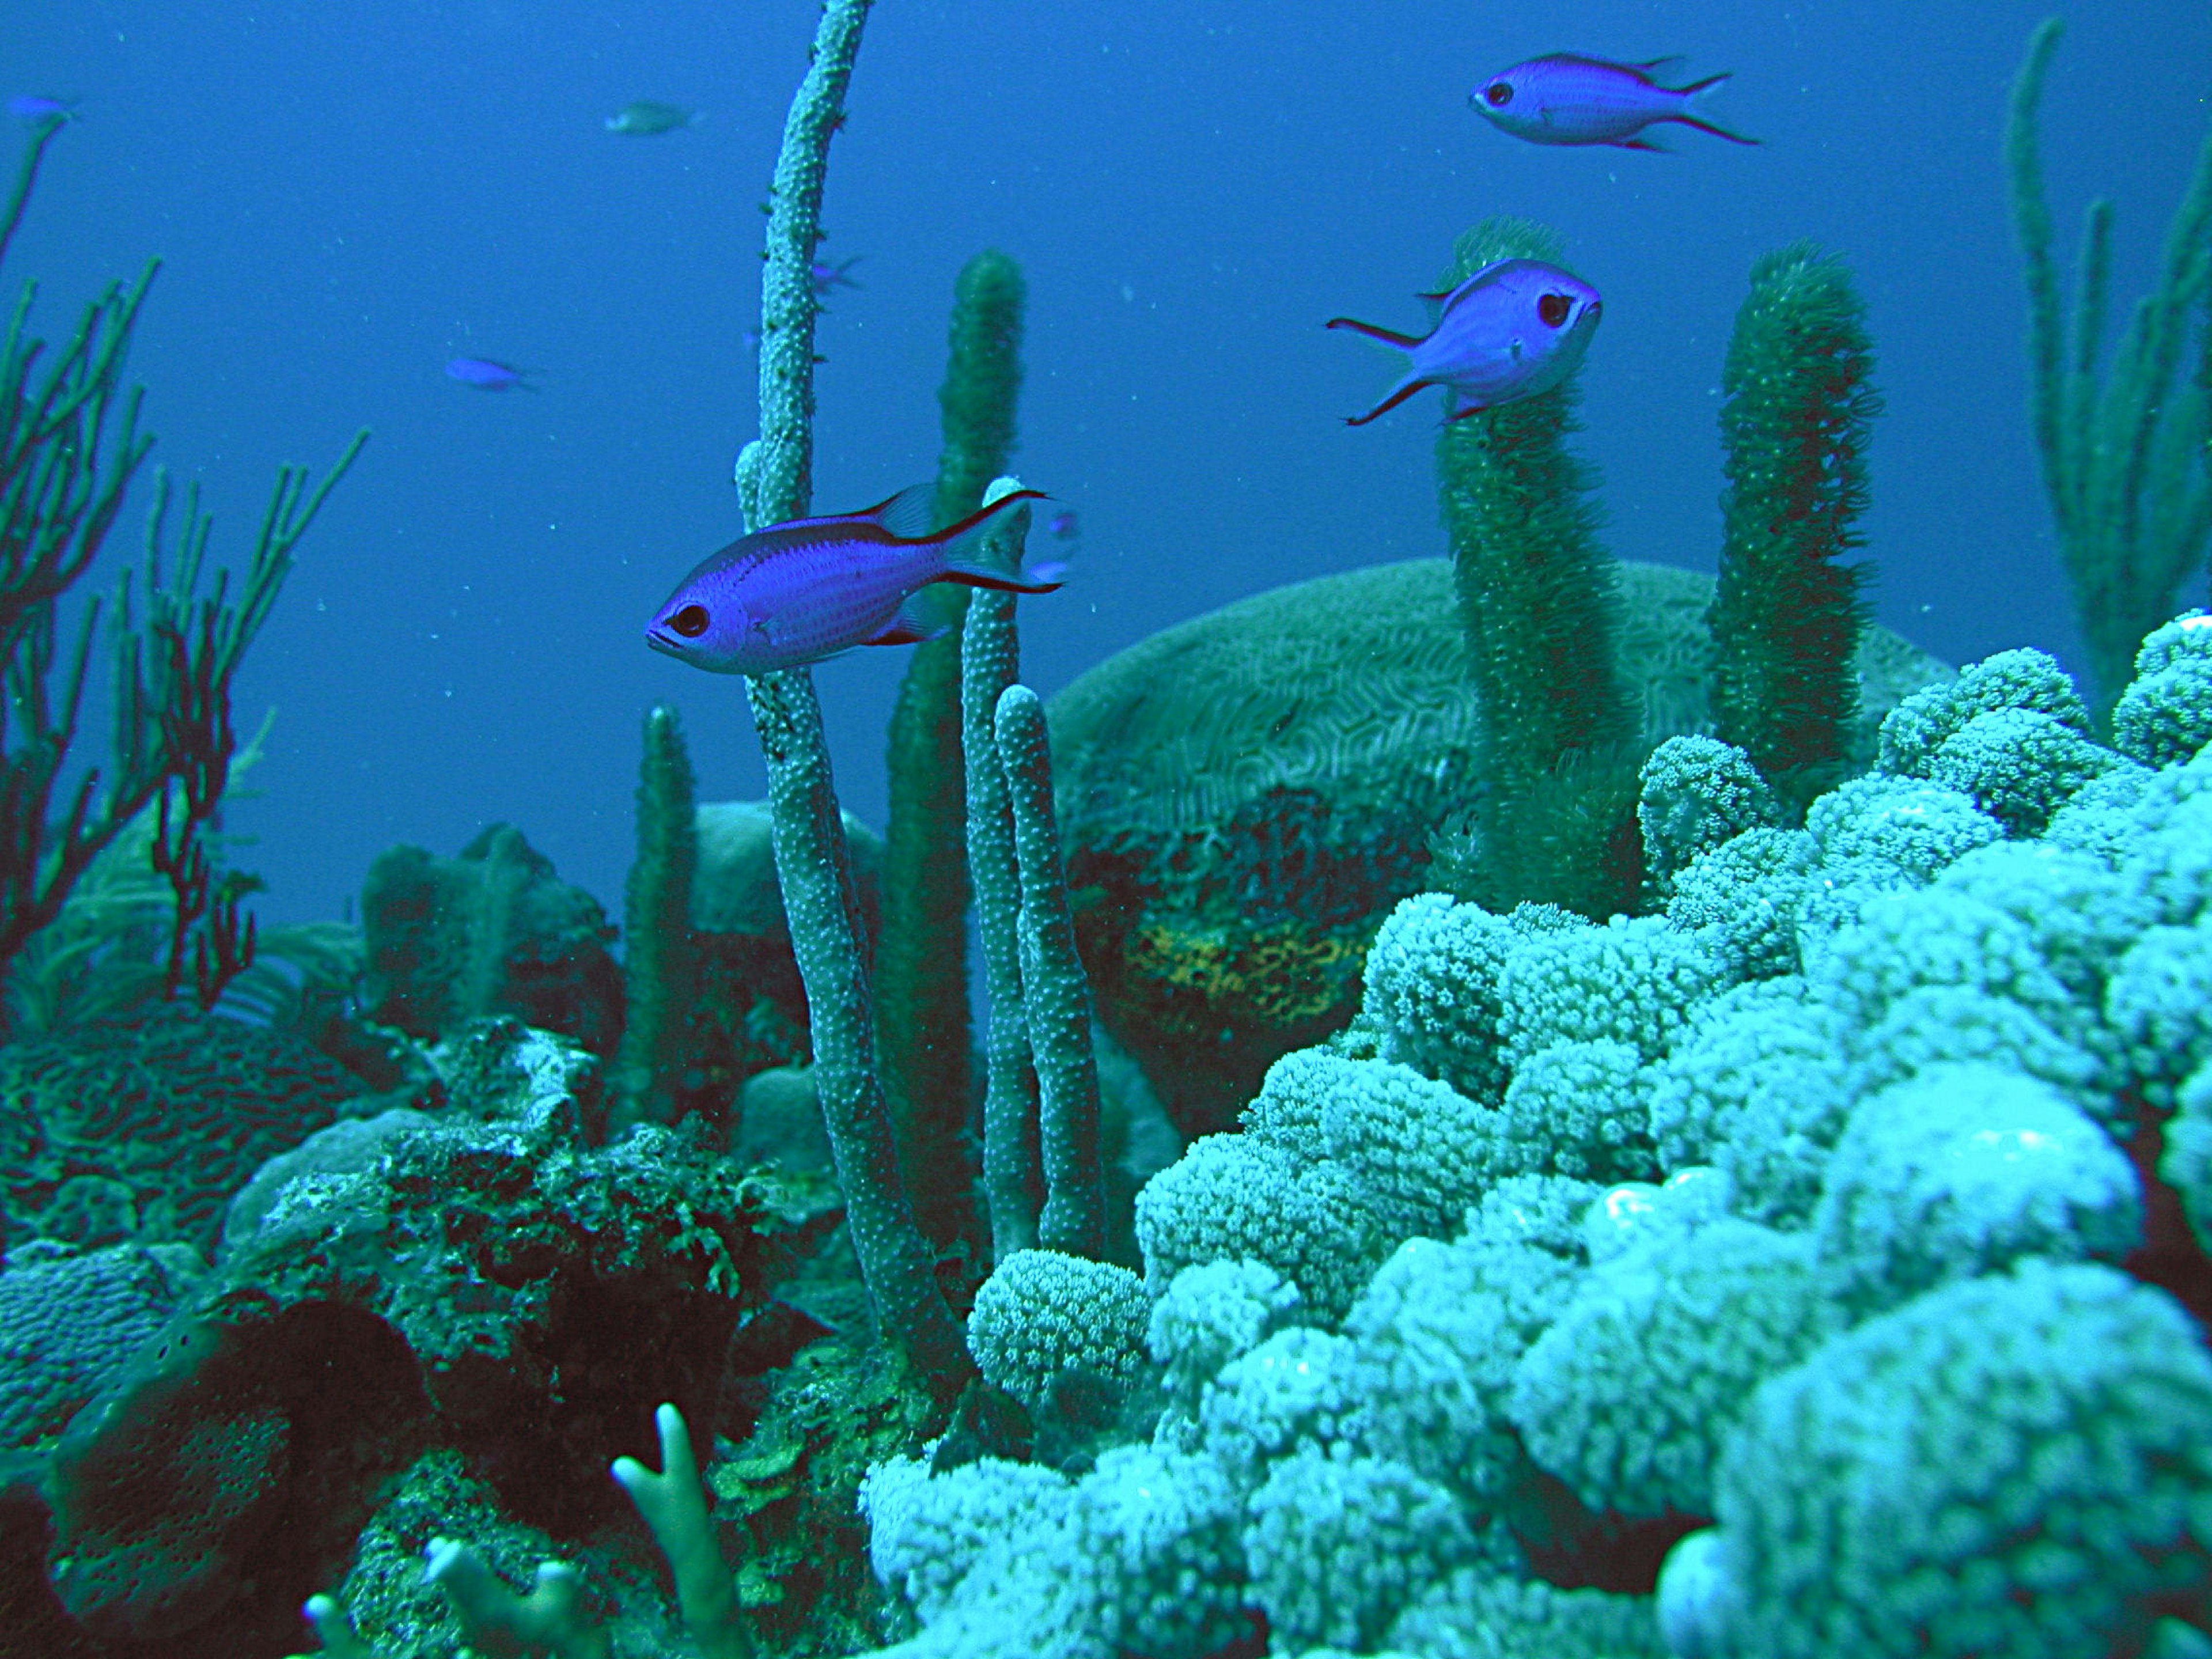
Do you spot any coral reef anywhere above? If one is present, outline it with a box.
[362,825,623,1059]
[14,14,2210,1659]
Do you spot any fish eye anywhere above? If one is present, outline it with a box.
[1484,81,1514,107]
[1538,292,1573,328]
[669,603,711,638]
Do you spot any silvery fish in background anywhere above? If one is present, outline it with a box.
[605,100,697,135]
[1472,54,1758,151]
[1328,257,1603,425]
[646,483,1064,675]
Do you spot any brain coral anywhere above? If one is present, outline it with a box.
[1048,558,1947,1135]
[0,1010,362,1256]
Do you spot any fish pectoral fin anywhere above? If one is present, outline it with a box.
[1344,376,1435,427]
[861,602,949,647]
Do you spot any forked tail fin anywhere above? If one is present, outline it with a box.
[935,489,1063,593]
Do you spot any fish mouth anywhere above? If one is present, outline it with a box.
[645,628,684,657]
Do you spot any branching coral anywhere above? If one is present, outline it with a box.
[2006,17,2212,717]
[0,116,363,1021]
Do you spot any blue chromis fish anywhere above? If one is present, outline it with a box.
[646,484,1063,675]
[606,100,696,135]
[810,256,862,302]
[7,95,75,122]
[445,357,537,391]
[1472,55,1757,151]
[1328,257,1603,425]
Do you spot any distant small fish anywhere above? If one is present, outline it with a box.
[1471,54,1757,151]
[1046,509,1079,542]
[1328,257,1602,425]
[7,95,75,122]
[810,256,862,302]
[646,484,1064,675]
[605,100,697,136]
[445,357,538,392]
[740,328,761,354]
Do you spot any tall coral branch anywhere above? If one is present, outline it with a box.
[1434,217,1639,918]
[963,484,1044,1260]
[878,250,1028,1257]
[613,703,699,1131]
[731,0,969,1393]
[995,682,1107,1259]
[2007,16,2212,715]
[1708,243,1878,814]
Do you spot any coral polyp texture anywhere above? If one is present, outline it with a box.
[858,622,2212,1659]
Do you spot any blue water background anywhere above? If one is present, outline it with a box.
[3,0,2207,928]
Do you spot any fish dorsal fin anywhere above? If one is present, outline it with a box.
[1420,258,1527,325]
[1631,55,1687,80]
[852,482,940,541]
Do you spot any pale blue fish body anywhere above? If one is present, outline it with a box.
[606,100,696,135]
[646,483,1060,675]
[1472,54,1756,150]
[1328,257,1603,426]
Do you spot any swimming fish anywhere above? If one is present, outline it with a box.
[445,357,537,392]
[1471,55,1757,151]
[606,100,697,135]
[7,95,75,122]
[1046,508,1079,542]
[810,256,862,302]
[1328,257,1603,426]
[646,483,1063,675]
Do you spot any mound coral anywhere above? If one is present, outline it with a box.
[849,617,2212,1659]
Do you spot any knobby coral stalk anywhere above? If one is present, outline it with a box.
[1708,242,1878,816]
[731,0,968,1392]
[961,488,1044,1260]
[994,682,1107,1258]
[2007,16,2212,717]
[613,703,699,1132]
[877,250,1027,1255]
